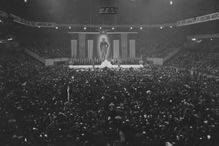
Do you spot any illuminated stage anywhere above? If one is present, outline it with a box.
[69,60,143,69]
[69,64,143,69]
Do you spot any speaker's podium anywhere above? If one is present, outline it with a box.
[100,60,113,68]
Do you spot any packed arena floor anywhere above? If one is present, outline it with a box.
[0,52,218,146]
[1,0,219,146]
[166,39,219,76]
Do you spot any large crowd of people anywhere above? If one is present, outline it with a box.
[137,40,181,58]
[1,2,218,146]
[24,38,71,59]
[14,27,71,59]
[27,40,71,58]
[0,48,218,146]
[167,39,219,76]
[136,29,185,58]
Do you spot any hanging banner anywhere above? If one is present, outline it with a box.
[79,34,86,58]
[177,12,219,26]
[10,14,55,28]
[71,40,77,58]
[10,14,36,27]
[35,22,55,28]
[99,7,118,14]
[129,40,136,59]
[2,10,219,28]
[121,33,128,60]
[113,40,120,59]
[87,40,93,59]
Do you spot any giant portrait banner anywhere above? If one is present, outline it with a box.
[98,34,110,60]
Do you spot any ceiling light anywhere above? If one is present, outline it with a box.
[192,38,196,41]
[170,1,173,5]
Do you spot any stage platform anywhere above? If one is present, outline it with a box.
[69,64,143,69]
[69,60,143,69]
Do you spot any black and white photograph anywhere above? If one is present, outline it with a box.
[0,0,218,146]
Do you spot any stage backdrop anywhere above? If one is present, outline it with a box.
[70,33,136,61]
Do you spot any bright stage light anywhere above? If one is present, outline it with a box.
[83,27,87,30]
[170,1,173,5]
[130,27,133,30]
[55,27,58,29]
[160,26,163,29]
[192,38,196,41]
[99,27,102,30]
[8,38,13,41]
[24,0,27,3]
[112,27,115,30]
[197,40,202,43]
[140,27,143,30]
[69,26,71,29]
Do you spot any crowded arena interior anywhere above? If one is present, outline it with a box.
[0,0,219,146]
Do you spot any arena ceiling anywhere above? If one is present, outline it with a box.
[0,0,219,25]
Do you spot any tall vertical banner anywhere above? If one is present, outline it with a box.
[71,40,77,58]
[113,40,120,59]
[121,34,128,60]
[129,40,136,59]
[79,33,86,58]
[87,40,93,59]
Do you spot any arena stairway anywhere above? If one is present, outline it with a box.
[163,48,181,63]
[24,49,46,65]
